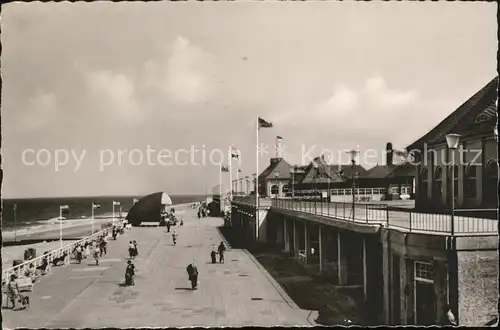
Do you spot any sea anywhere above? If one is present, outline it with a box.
[1,195,205,229]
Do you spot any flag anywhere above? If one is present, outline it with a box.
[258,117,273,129]
[238,169,242,173]
[231,147,240,159]
[277,135,283,140]
[113,201,120,206]
[60,205,69,210]
[221,165,229,172]
[92,203,101,209]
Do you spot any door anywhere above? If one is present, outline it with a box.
[415,281,436,325]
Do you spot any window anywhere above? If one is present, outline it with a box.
[415,261,434,282]
[390,186,400,194]
[270,185,279,195]
[420,167,429,200]
[484,160,498,206]
[332,189,338,195]
[282,184,289,194]
[433,167,442,202]
[345,189,352,195]
[373,188,380,194]
[464,165,477,199]
[380,188,387,194]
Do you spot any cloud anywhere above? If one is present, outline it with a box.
[317,85,359,116]
[86,70,142,124]
[162,36,215,104]
[364,77,418,110]
[17,91,58,131]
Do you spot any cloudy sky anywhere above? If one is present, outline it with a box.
[1,1,497,198]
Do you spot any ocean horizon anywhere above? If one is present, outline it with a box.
[1,194,206,227]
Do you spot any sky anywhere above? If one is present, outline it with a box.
[1,1,497,198]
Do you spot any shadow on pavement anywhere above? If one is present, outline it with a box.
[217,225,371,326]
[175,287,193,291]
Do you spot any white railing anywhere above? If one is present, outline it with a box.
[2,227,111,281]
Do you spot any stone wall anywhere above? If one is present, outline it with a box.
[457,245,498,326]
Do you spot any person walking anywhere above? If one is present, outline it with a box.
[7,275,20,310]
[186,261,199,290]
[93,244,100,266]
[210,250,217,264]
[172,230,178,246]
[217,242,226,264]
[75,244,83,264]
[125,260,136,286]
[128,241,135,259]
[133,240,139,256]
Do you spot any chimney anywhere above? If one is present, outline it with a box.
[386,142,393,166]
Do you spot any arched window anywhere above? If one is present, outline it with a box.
[270,185,279,195]
[420,167,428,200]
[433,167,443,203]
[282,184,289,194]
[484,160,498,206]
[464,164,477,199]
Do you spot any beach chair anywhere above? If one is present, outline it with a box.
[16,277,33,292]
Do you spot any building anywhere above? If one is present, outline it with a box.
[258,157,293,198]
[407,76,498,214]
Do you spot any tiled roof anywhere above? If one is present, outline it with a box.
[407,76,498,151]
[366,163,416,179]
[299,157,368,183]
[258,158,293,180]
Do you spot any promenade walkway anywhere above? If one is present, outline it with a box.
[2,207,313,328]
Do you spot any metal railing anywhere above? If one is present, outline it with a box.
[272,198,498,236]
[2,227,111,281]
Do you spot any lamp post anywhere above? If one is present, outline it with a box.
[445,133,460,322]
[347,150,359,220]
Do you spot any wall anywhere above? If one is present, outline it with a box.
[456,236,499,326]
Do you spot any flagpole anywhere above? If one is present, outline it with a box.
[219,164,223,213]
[228,146,233,201]
[59,206,63,249]
[255,116,260,242]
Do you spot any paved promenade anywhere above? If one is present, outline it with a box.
[2,207,313,328]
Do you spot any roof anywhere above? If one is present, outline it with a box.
[258,158,293,180]
[366,163,416,179]
[298,156,369,183]
[407,76,498,151]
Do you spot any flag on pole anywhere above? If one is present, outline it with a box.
[60,205,69,210]
[221,165,229,172]
[113,201,120,206]
[231,147,240,159]
[277,135,283,140]
[258,117,273,129]
[92,203,101,209]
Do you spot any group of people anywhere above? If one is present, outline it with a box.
[211,242,227,264]
[127,240,139,259]
[73,233,108,266]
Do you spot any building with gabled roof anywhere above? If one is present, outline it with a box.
[407,76,498,213]
[258,157,293,198]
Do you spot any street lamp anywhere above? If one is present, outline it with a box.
[347,150,359,220]
[445,133,460,323]
[445,133,460,236]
